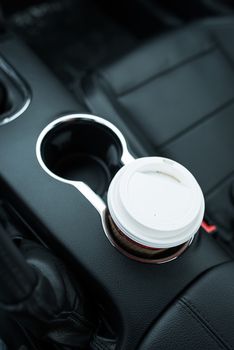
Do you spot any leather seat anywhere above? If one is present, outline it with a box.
[82,17,234,194]
[138,261,234,350]
[81,18,234,349]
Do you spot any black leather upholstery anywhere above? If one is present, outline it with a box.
[82,17,234,193]
[138,262,234,350]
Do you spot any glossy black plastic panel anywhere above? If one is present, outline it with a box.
[0,54,30,125]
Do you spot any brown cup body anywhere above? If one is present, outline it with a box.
[107,213,192,263]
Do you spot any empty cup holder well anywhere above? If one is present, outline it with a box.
[39,116,124,198]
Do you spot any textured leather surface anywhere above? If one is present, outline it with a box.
[82,21,234,349]
[138,262,234,350]
[82,17,234,193]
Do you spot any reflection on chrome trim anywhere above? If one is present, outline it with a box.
[0,56,31,126]
[36,114,135,213]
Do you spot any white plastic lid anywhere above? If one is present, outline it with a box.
[107,157,205,249]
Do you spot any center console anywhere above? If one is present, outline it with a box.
[0,32,232,349]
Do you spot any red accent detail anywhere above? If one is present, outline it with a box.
[201,220,217,234]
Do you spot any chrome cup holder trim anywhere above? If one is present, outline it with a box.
[36,113,193,264]
[36,114,135,213]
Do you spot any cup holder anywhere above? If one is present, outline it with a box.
[36,114,134,207]
[36,114,203,264]
[38,116,124,197]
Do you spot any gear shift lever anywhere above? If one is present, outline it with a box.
[0,223,37,305]
[0,222,95,349]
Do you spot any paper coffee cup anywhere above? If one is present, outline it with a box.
[107,157,205,262]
